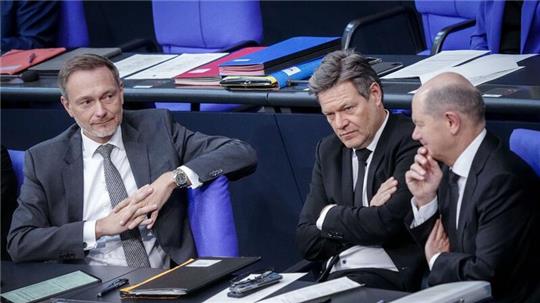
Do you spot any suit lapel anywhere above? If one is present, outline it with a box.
[366,114,396,201]
[122,116,151,187]
[456,134,497,250]
[63,131,84,222]
[341,147,354,206]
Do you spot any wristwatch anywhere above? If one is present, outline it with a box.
[172,167,190,188]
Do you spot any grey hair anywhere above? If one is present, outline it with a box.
[308,49,382,100]
[57,54,121,98]
[424,84,485,123]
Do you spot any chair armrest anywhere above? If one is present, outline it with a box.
[430,19,476,55]
[342,6,421,50]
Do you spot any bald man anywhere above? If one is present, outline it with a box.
[405,72,540,302]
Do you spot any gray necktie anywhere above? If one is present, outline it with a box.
[96,144,150,268]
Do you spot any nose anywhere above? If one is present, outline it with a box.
[412,126,420,141]
[93,101,106,118]
[334,112,348,130]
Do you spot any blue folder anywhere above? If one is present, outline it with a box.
[219,36,339,75]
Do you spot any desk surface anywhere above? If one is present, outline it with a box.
[0,262,408,303]
[1,54,539,115]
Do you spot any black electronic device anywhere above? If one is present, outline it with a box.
[227,271,283,298]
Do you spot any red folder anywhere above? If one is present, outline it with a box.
[175,47,265,86]
[0,48,66,75]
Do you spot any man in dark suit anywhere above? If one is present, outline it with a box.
[7,54,256,268]
[296,50,425,291]
[406,72,539,302]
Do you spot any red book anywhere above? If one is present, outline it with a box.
[0,48,65,75]
[174,47,265,86]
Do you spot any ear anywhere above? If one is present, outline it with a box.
[369,82,383,107]
[444,111,461,135]
[119,81,125,105]
[60,96,75,118]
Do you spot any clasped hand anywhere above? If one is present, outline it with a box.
[96,172,176,239]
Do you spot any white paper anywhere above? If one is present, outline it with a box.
[115,54,177,78]
[420,55,521,86]
[382,50,489,79]
[126,53,227,80]
[203,273,306,303]
[186,259,221,267]
[257,277,362,303]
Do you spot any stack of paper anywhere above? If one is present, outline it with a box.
[126,53,227,80]
[114,54,177,78]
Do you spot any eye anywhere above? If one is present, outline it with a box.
[344,105,354,112]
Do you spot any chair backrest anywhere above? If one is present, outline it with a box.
[7,149,24,191]
[509,128,540,176]
[6,149,239,257]
[415,0,480,53]
[152,0,263,54]
[187,176,239,257]
[57,0,89,48]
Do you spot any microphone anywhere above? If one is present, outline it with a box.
[0,70,40,82]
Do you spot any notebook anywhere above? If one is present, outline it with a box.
[0,48,66,75]
[120,257,260,298]
[219,36,339,76]
[175,47,265,86]
[29,47,122,74]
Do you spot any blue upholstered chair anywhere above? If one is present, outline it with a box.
[56,0,89,48]
[6,149,239,257]
[415,0,480,54]
[152,0,263,54]
[509,129,540,176]
[152,0,263,112]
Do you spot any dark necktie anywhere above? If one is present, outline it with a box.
[317,254,341,283]
[354,148,372,206]
[447,170,460,247]
[96,144,151,268]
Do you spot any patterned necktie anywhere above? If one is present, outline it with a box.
[96,144,150,268]
[354,148,372,206]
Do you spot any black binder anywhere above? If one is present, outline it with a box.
[120,257,260,298]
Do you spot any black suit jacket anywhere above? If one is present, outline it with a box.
[296,114,426,291]
[7,109,257,265]
[408,132,540,303]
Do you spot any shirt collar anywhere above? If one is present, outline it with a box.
[451,128,487,178]
[81,126,125,158]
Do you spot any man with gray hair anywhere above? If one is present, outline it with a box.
[406,72,539,302]
[296,49,425,291]
[8,54,257,268]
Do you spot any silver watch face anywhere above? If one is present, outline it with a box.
[175,169,188,187]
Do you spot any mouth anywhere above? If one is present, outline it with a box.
[339,130,357,139]
[93,118,113,126]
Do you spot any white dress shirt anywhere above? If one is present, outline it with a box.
[81,127,201,268]
[316,111,398,273]
[411,129,487,269]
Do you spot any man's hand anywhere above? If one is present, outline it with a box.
[370,177,398,206]
[425,218,450,263]
[115,171,178,230]
[95,185,156,239]
[405,147,442,207]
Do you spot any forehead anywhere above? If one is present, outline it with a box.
[318,81,363,108]
[65,67,118,98]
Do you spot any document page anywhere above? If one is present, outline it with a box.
[203,273,306,303]
[126,53,227,80]
[419,54,525,86]
[382,50,489,79]
[115,54,177,78]
[257,277,362,303]
[0,271,100,303]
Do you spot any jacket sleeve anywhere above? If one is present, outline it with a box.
[7,150,85,263]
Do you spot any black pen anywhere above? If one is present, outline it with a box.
[97,278,129,297]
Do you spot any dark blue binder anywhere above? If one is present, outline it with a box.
[219,36,339,76]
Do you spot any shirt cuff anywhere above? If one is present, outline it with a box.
[410,197,438,228]
[83,220,97,250]
[429,252,442,270]
[180,165,202,189]
[316,204,336,230]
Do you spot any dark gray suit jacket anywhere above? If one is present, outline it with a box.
[407,132,540,303]
[296,114,426,291]
[7,109,257,265]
